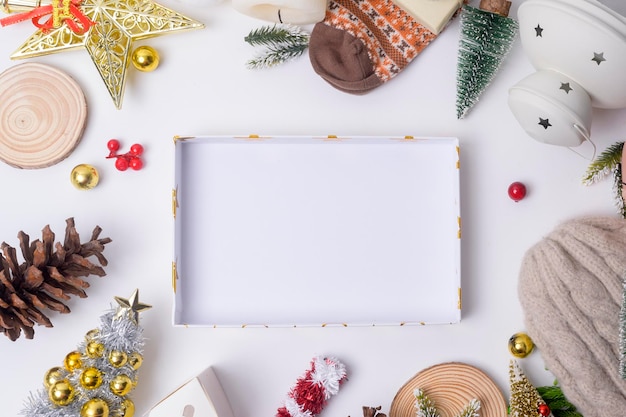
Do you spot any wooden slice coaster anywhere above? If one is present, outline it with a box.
[0,62,87,169]
[389,362,507,417]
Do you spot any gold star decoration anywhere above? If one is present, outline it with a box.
[114,289,152,324]
[9,0,204,108]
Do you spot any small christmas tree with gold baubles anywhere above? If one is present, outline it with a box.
[21,289,151,417]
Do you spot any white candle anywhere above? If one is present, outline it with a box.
[232,0,328,24]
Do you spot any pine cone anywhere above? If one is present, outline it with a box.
[0,218,111,341]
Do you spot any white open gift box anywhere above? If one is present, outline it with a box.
[172,136,461,327]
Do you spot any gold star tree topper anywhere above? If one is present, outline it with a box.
[114,289,152,324]
[5,0,203,108]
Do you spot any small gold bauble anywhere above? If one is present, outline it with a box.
[120,398,135,417]
[80,398,110,417]
[85,329,100,341]
[110,374,133,396]
[64,351,83,371]
[108,350,128,368]
[71,164,99,190]
[508,332,535,358]
[80,367,103,389]
[44,367,65,389]
[127,352,143,370]
[48,379,75,406]
[131,46,160,72]
[86,341,105,358]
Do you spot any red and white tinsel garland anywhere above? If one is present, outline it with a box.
[276,355,348,417]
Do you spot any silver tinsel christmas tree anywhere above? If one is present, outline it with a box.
[21,289,151,417]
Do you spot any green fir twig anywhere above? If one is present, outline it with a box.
[582,142,626,218]
[537,385,583,417]
[244,24,310,69]
[582,142,623,184]
[414,389,438,417]
[457,399,480,417]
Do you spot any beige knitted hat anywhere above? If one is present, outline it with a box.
[518,216,626,417]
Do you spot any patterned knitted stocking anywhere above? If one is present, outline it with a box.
[308,0,437,94]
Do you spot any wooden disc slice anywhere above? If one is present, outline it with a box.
[0,62,87,169]
[389,362,507,417]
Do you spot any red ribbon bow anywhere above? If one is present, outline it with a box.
[0,0,95,35]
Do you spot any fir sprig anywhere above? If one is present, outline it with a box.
[413,389,479,417]
[537,385,583,417]
[582,142,623,184]
[245,24,310,69]
[582,142,626,218]
[414,389,438,417]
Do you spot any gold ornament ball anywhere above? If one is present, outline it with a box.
[508,332,535,358]
[127,352,143,370]
[109,350,128,368]
[48,379,75,406]
[86,341,105,358]
[44,367,66,389]
[80,398,110,417]
[110,374,133,396]
[131,46,160,72]
[71,164,99,190]
[85,329,100,341]
[64,351,83,371]
[120,398,135,417]
[80,367,103,389]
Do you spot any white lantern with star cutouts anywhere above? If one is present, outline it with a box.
[508,0,626,146]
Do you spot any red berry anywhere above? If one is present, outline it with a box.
[115,157,129,171]
[508,182,527,202]
[538,403,551,416]
[129,157,143,171]
[107,139,120,152]
[129,144,144,156]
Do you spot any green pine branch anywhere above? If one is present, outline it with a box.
[537,385,583,417]
[245,24,310,69]
[245,24,310,47]
[582,142,623,184]
[456,399,479,417]
[414,389,438,417]
[582,142,626,218]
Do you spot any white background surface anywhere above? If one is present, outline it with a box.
[2,1,626,417]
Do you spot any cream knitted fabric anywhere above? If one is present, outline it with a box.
[518,216,626,417]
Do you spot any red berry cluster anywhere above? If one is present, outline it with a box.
[107,139,144,171]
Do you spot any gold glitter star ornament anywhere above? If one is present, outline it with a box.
[6,0,204,108]
[114,289,152,324]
